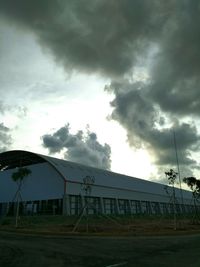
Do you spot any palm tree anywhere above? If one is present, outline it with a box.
[12,167,32,227]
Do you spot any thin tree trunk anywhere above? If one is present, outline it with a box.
[15,181,22,228]
[172,185,177,230]
[15,191,20,228]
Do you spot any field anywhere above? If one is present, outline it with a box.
[1,214,200,236]
[1,215,200,267]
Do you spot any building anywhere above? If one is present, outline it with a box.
[0,150,196,217]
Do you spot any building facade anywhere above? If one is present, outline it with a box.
[0,150,197,217]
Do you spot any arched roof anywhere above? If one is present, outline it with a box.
[0,150,46,170]
[0,150,68,182]
[0,150,192,199]
[0,149,119,181]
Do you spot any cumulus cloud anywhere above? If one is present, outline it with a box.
[1,1,200,177]
[42,124,111,170]
[0,0,158,78]
[0,123,12,152]
[108,80,200,176]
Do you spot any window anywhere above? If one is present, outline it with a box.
[103,198,117,214]
[85,196,101,214]
[118,199,130,215]
[151,202,160,214]
[69,195,82,215]
[141,201,152,214]
[159,202,169,214]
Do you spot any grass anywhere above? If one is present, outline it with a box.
[1,213,200,236]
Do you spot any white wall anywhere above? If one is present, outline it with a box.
[66,180,193,205]
[46,157,193,202]
[0,162,65,202]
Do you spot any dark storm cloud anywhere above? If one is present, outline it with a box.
[148,1,200,117]
[108,80,200,175]
[0,0,163,78]
[1,0,200,176]
[0,123,12,152]
[42,124,111,170]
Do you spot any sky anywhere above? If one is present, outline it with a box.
[0,0,200,184]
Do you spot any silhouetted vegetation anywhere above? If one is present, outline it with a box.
[183,176,200,223]
[165,169,178,230]
[183,177,200,198]
[11,167,32,227]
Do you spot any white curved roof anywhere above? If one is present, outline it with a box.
[0,150,192,199]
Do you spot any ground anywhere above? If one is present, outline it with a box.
[0,231,200,267]
[1,215,200,266]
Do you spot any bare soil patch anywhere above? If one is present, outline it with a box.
[1,215,200,236]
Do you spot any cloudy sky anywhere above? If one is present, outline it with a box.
[0,0,200,182]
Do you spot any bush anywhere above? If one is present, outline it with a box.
[0,218,12,225]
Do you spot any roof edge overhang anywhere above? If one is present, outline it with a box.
[0,150,67,182]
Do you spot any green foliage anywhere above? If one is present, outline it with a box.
[11,167,32,228]
[12,167,32,182]
[0,218,12,225]
[165,169,178,185]
[183,176,200,199]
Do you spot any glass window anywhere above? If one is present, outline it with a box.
[69,195,82,215]
[141,201,152,214]
[118,199,130,215]
[84,196,101,215]
[151,202,161,214]
[103,198,117,214]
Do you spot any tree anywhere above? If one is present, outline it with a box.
[12,167,32,227]
[165,169,178,230]
[183,176,200,221]
[183,177,200,198]
[165,169,178,185]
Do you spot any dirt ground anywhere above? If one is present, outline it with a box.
[2,215,200,236]
[0,231,200,267]
[1,215,200,266]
